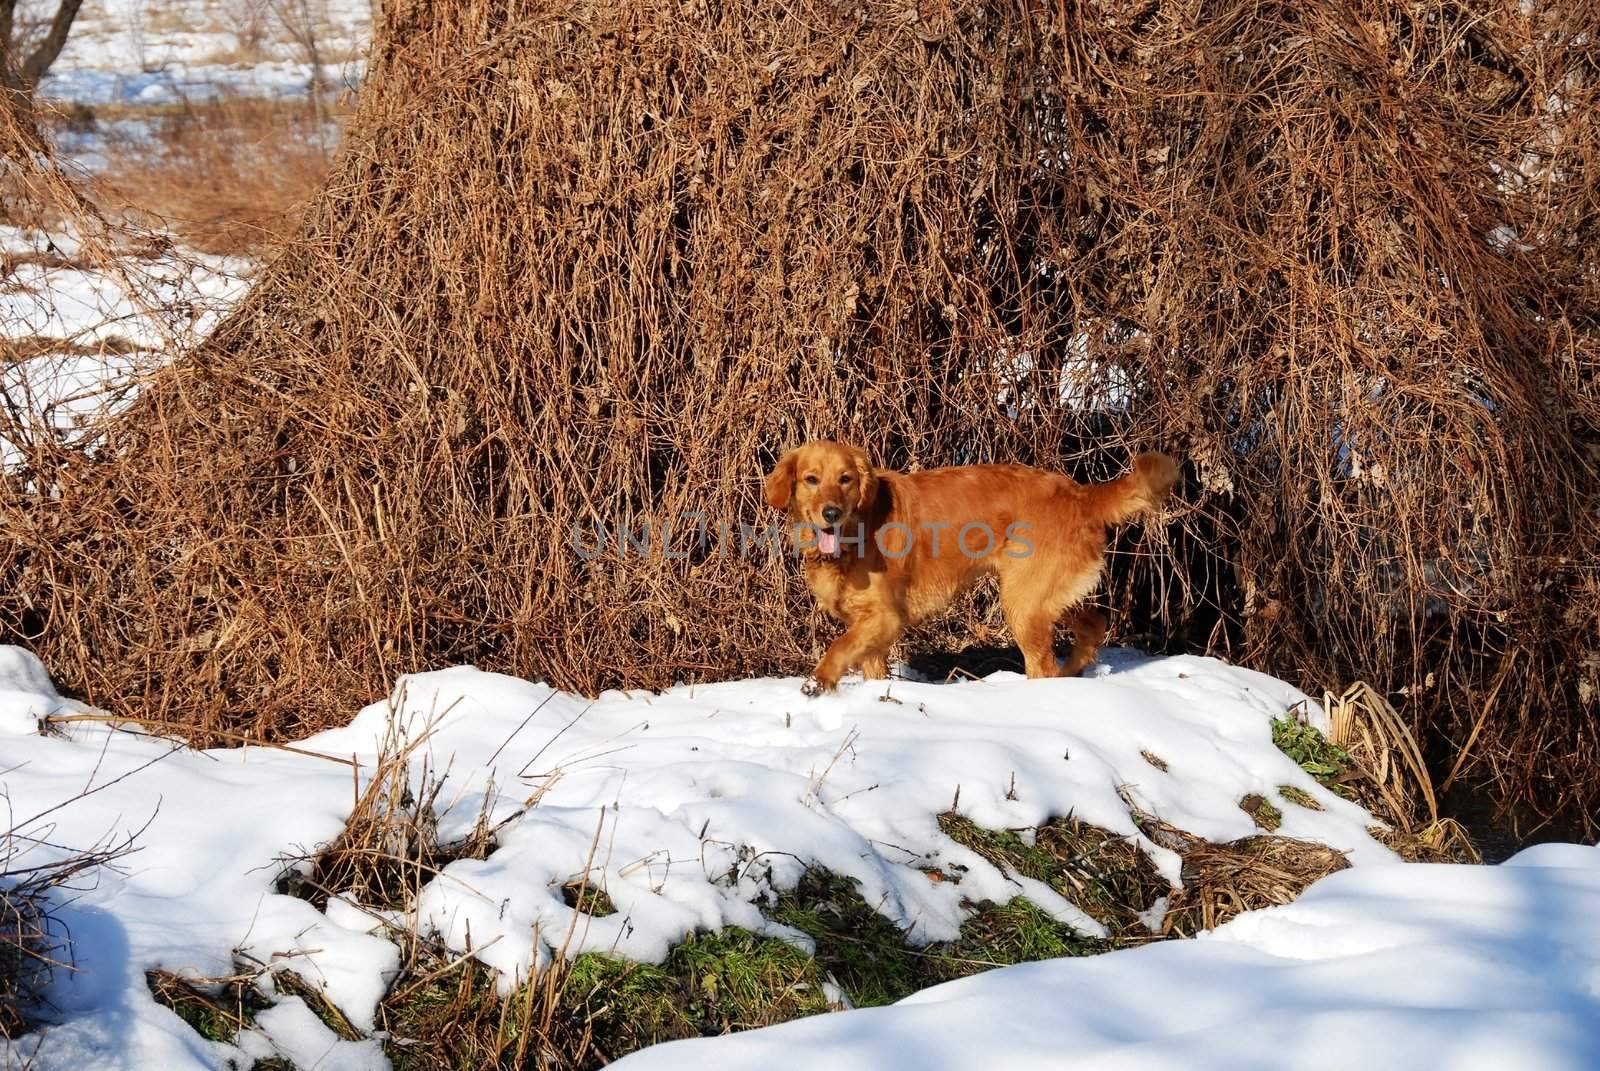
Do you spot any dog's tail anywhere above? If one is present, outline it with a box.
[1084,452,1180,526]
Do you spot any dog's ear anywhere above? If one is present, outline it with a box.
[764,449,798,510]
[848,445,878,508]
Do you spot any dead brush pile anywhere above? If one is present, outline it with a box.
[2,0,1598,828]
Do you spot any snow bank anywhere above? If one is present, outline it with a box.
[1,643,1383,1068]
[338,650,1387,982]
[615,843,1600,1071]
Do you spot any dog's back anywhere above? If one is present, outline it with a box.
[884,453,1178,545]
[871,454,1177,625]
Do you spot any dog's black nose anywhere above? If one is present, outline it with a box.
[821,505,843,525]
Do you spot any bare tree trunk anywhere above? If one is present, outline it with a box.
[0,1,17,60]
[19,0,85,86]
[0,0,30,130]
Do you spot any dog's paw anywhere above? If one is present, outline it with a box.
[801,676,827,698]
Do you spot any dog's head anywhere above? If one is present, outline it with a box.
[763,440,878,554]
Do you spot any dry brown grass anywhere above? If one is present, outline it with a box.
[1126,809,1350,936]
[143,965,272,1046]
[0,881,47,1038]
[45,93,345,256]
[1,0,1598,832]
[1327,682,1439,826]
[1323,681,1484,861]
[274,685,513,912]
[266,695,596,1067]
[1164,834,1352,936]
[940,812,1171,940]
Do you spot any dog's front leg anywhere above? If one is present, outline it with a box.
[802,612,903,696]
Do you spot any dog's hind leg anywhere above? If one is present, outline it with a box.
[1059,607,1108,677]
[1004,605,1064,678]
[1000,579,1073,679]
[998,550,1103,679]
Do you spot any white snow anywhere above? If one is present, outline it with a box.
[0,225,251,350]
[244,999,388,1071]
[615,842,1600,1071]
[0,224,252,468]
[2,644,1595,1071]
[3,0,363,467]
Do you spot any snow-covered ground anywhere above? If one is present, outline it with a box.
[0,226,246,350]
[3,646,1597,1070]
[617,842,1600,1071]
[3,3,369,463]
[3,643,1382,1070]
[0,224,251,466]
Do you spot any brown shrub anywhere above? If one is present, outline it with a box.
[2,0,1598,827]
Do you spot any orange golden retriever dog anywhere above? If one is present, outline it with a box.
[764,441,1179,696]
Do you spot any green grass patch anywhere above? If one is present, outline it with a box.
[938,812,1168,937]
[382,927,831,1070]
[1271,717,1356,797]
[563,928,830,1059]
[767,869,923,1006]
[952,897,1100,966]
[145,969,269,1046]
[938,814,1058,884]
[770,869,1103,1008]
[385,862,1117,1068]
[381,947,571,1070]
[1278,785,1322,810]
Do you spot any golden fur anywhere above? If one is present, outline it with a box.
[764,441,1180,695]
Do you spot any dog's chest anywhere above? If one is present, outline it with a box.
[803,560,861,622]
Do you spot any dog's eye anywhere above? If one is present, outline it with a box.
[804,474,820,486]
[839,474,853,485]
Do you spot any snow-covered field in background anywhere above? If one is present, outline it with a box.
[40,0,370,108]
[618,842,1600,1071]
[3,3,367,461]
[4,643,1392,1070]
[0,226,247,348]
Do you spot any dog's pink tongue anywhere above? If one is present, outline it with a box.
[819,529,839,555]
